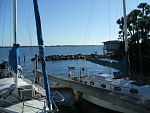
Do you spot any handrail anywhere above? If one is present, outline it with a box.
[22,96,45,112]
[22,90,65,113]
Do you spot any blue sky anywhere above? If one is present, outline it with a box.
[0,0,150,46]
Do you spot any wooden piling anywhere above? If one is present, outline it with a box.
[73,89,83,102]
[34,54,40,84]
[23,54,26,62]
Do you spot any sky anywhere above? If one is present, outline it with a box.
[0,0,150,46]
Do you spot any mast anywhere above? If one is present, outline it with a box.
[9,0,20,88]
[123,0,129,77]
[33,0,52,111]
[123,0,128,52]
[14,0,18,87]
[13,0,17,44]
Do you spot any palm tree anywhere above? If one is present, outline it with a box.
[137,3,150,41]
[127,10,141,42]
[117,17,124,41]
[116,3,150,76]
[117,3,150,44]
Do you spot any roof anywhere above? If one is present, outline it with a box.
[102,40,121,43]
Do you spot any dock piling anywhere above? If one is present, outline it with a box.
[73,89,83,102]
[34,54,40,84]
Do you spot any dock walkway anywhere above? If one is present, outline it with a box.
[35,70,150,113]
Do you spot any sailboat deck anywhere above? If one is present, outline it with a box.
[0,77,15,90]
[0,99,47,113]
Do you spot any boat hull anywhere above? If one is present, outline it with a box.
[82,93,137,113]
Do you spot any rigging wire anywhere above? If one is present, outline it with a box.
[126,0,131,13]
[112,0,120,40]
[81,0,95,67]
[112,0,122,62]
[23,0,33,47]
[1,0,6,61]
[0,0,2,61]
[83,0,95,46]
[136,0,139,5]
[0,0,2,38]
[86,0,95,45]
[107,0,112,75]
[107,0,111,42]
[23,0,37,61]
[9,0,12,47]
[0,0,2,23]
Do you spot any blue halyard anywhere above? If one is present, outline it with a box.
[33,0,51,110]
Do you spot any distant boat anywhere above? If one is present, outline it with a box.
[0,0,64,112]
[70,0,150,113]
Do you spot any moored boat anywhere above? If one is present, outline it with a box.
[0,0,64,112]
[69,0,150,112]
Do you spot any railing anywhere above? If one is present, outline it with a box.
[22,91,65,113]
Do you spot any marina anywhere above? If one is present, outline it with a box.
[0,0,150,112]
[0,46,112,113]
[1,45,150,113]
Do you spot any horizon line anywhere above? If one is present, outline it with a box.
[0,44,103,47]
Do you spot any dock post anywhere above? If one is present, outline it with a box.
[23,54,26,62]
[34,54,39,84]
[73,89,83,102]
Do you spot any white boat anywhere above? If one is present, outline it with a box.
[72,71,150,112]
[0,0,64,112]
[69,0,150,113]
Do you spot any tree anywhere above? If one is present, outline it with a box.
[116,3,150,77]
[117,3,150,43]
[117,17,124,41]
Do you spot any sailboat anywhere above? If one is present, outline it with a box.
[70,0,150,113]
[0,0,64,112]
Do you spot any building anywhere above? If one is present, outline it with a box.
[103,40,121,55]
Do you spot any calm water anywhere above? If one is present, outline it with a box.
[0,45,118,113]
[0,45,116,77]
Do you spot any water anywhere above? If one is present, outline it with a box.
[0,45,116,77]
[0,45,118,113]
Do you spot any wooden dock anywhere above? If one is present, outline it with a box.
[35,70,150,113]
